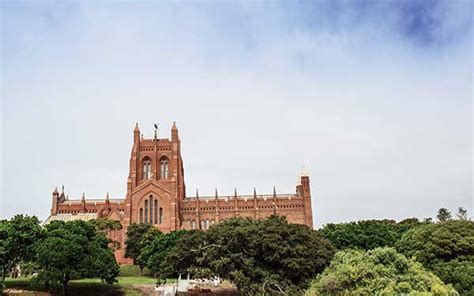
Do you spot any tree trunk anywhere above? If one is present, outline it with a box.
[62,274,70,296]
[62,281,67,296]
[1,267,7,288]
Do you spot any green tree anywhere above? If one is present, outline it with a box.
[34,220,119,295]
[456,207,468,220]
[306,247,459,296]
[89,218,122,233]
[437,208,452,221]
[139,230,187,276]
[396,220,474,295]
[124,223,154,269]
[161,230,207,277]
[163,216,335,295]
[134,227,162,274]
[89,218,122,250]
[320,219,422,251]
[0,215,42,288]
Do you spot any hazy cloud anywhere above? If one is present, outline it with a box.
[1,1,472,226]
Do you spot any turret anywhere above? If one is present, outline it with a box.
[133,123,140,144]
[171,122,179,142]
[298,167,313,228]
[51,187,60,215]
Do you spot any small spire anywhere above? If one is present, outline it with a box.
[196,189,199,199]
[81,193,86,212]
[215,188,218,199]
[253,187,257,198]
[273,186,277,198]
[106,192,110,200]
[134,122,140,132]
[171,121,179,141]
[53,187,59,194]
[234,188,238,198]
[61,185,64,194]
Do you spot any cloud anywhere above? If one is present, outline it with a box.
[1,1,472,226]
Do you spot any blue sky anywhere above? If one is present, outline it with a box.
[1,0,472,226]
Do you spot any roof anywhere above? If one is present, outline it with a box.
[42,213,97,226]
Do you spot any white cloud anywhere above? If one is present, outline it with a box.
[1,2,472,226]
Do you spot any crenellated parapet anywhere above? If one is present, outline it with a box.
[179,173,312,230]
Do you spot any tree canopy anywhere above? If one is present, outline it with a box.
[396,220,474,295]
[124,223,154,269]
[138,229,188,276]
[306,247,459,296]
[161,216,335,295]
[437,208,452,221]
[34,220,119,295]
[320,219,423,251]
[89,218,122,232]
[0,215,42,288]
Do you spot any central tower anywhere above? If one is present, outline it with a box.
[123,122,186,232]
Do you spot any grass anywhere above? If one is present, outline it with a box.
[2,265,176,296]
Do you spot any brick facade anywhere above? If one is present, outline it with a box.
[47,123,313,264]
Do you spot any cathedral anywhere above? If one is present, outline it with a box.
[45,123,314,264]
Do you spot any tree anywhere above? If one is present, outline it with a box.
[437,208,452,221]
[0,215,42,288]
[139,230,187,276]
[396,220,474,295]
[124,223,154,269]
[306,247,459,296]
[134,227,162,274]
[456,207,468,220]
[161,230,207,277]
[34,220,119,295]
[320,219,422,251]
[89,218,122,250]
[162,216,335,295]
[89,218,122,233]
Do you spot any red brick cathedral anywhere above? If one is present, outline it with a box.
[46,123,313,264]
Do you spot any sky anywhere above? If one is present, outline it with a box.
[1,0,472,227]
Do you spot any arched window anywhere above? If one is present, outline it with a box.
[139,208,143,223]
[160,158,169,179]
[144,200,148,223]
[191,220,196,230]
[149,196,153,224]
[142,158,152,180]
[154,200,158,224]
[159,207,163,224]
